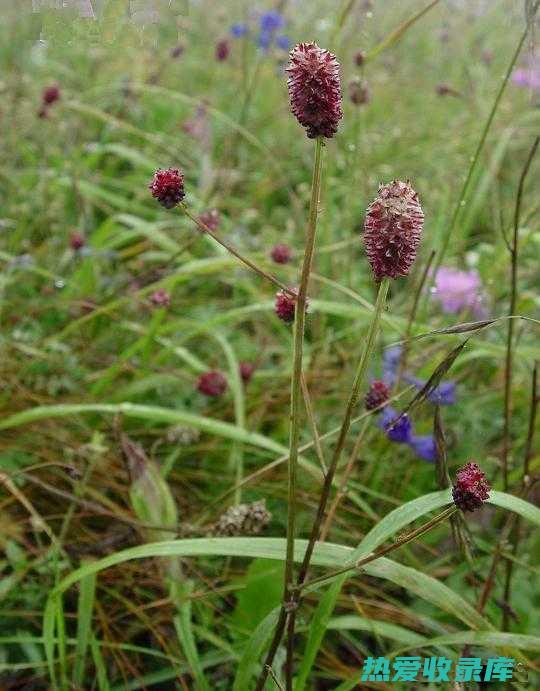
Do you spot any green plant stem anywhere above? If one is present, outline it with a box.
[254,137,324,691]
[257,278,389,688]
[180,203,294,296]
[501,136,539,490]
[296,278,390,586]
[294,506,457,593]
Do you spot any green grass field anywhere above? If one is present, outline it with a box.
[0,1,539,689]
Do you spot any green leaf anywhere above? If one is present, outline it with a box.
[232,607,280,691]
[295,488,540,690]
[327,615,428,646]
[73,570,96,686]
[390,631,540,655]
[0,403,286,457]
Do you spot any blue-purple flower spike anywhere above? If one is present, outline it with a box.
[408,435,437,462]
[380,407,412,443]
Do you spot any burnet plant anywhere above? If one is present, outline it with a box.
[149,41,491,689]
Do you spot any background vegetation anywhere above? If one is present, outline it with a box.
[0,1,539,689]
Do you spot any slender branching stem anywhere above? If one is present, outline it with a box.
[395,249,436,390]
[501,136,539,490]
[296,278,390,586]
[254,136,324,691]
[294,506,457,593]
[180,203,294,296]
[283,278,389,684]
[319,417,370,542]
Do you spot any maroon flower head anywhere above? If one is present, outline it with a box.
[270,243,292,264]
[197,371,228,397]
[43,85,60,106]
[452,462,490,512]
[274,289,298,323]
[149,168,185,209]
[215,39,230,62]
[354,50,365,67]
[363,180,424,280]
[365,380,390,411]
[198,209,221,232]
[239,362,255,384]
[70,232,85,251]
[287,42,343,139]
[150,288,171,308]
[170,44,184,59]
[349,77,370,106]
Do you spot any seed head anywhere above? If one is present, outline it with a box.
[70,232,85,251]
[275,289,297,323]
[197,371,228,397]
[287,42,343,139]
[452,462,490,512]
[149,168,185,209]
[270,243,292,264]
[213,499,271,536]
[365,380,390,411]
[150,289,171,308]
[363,180,424,280]
[43,85,60,105]
[239,362,255,384]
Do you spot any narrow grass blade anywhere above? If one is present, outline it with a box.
[73,571,97,686]
[232,607,280,691]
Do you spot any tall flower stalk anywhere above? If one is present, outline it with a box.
[255,41,342,691]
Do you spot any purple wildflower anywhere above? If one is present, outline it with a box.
[258,31,273,50]
[431,266,487,317]
[408,435,437,462]
[230,23,249,38]
[512,57,540,91]
[380,406,412,443]
[259,11,285,32]
[276,35,290,51]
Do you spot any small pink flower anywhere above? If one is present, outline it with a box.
[197,371,228,397]
[70,232,85,251]
[270,244,292,264]
[432,266,487,317]
[150,289,171,308]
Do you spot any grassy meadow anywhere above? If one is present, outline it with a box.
[0,1,539,689]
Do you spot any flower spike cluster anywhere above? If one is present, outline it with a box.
[452,462,490,512]
[363,180,424,280]
[287,42,343,139]
[149,168,185,209]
